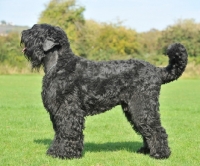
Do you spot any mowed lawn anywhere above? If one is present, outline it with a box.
[0,75,199,166]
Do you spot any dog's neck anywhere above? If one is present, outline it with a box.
[43,50,58,74]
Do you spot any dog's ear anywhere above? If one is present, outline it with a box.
[43,38,60,52]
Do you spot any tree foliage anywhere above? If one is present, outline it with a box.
[76,20,140,60]
[139,29,161,54]
[0,33,26,67]
[97,24,140,55]
[157,19,200,57]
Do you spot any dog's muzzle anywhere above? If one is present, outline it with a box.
[20,31,27,53]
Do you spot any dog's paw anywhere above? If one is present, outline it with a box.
[150,148,171,159]
[47,147,82,159]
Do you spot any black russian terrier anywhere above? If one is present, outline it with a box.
[20,24,188,159]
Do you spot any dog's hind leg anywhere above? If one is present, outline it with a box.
[122,102,150,154]
[122,93,171,159]
[47,103,85,159]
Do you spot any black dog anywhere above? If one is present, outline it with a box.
[20,24,188,159]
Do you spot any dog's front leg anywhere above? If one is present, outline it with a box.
[47,103,85,159]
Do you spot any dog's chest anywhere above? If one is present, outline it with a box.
[41,75,59,112]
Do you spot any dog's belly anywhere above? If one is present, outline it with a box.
[79,75,136,116]
[81,89,127,116]
[84,98,120,116]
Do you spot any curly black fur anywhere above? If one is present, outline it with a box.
[21,24,188,159]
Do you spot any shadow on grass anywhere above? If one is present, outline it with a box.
[34,139,141,153]
[34,139,51,146]
[84,141,141,153]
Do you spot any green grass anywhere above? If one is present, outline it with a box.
[0,75,199,166]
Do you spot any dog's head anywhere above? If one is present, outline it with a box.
[20,24,70,69]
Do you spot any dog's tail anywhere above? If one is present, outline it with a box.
[158,43,188,84]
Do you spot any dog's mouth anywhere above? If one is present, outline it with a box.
[20,40,27,53]
[22,47,27,53]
